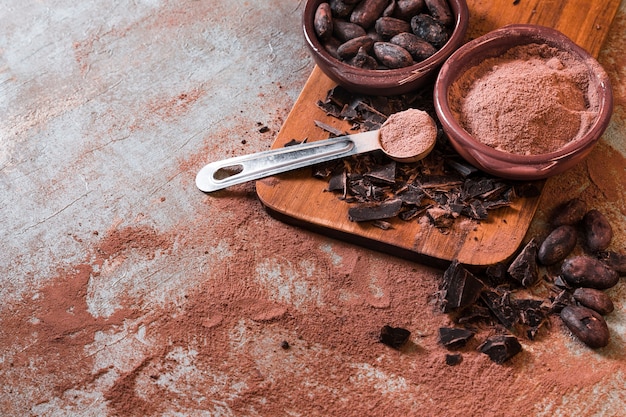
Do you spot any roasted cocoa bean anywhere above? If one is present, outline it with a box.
[366,28,384,42]
[314,3,334,41]
[537,225,578,265]
[329,0,357,18]
[583,209,613,252]
[561,255,619,290]
[337,35,375,59]
[551,198,587,226]
[351,0,391,29]
[375,16,412,38]
[424,0,453,26]
[598,250,626,275]
[560,305,610,348]
[383,0,397,17]
[394,0,426,20]
[373,41,414,68]
[348,46,380,69]
[390,32,436,60]
[411,13,449,48]
[333,19,367,41]
[323,37,342,59]
[573,288,614,315]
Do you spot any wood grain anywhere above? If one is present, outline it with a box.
[256,0,620,267]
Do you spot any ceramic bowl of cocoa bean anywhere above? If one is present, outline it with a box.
[303,0,469,96]
[434,24,613,180]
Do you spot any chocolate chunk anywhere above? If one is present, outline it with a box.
[507,238,539,287]
[348,198,403,222]
[479,334,522,364]
[380,325,411,349]
[481,289,517,329]
[438,327,475,349]
[440,260,485,313]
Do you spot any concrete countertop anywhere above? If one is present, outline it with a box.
[1,1,625,416]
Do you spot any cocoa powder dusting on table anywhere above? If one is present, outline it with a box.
[450,43,600,155]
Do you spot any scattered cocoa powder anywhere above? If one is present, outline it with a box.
[450,43,600,155]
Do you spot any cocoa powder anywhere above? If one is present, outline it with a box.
[379,108,437,158]
[449,43,600,155]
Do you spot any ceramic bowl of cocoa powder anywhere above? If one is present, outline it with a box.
[434,24,613,180]
[303,0,469,96]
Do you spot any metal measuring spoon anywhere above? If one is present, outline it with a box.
[196,109,437,193]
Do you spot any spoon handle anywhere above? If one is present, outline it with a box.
[196,130,380,192]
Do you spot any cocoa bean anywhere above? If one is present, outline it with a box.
[348,46,379,69]
[383,0,397,17]
[561,255,619,290]
[351,0,391,29]
[424,0,453,26]
[314,3,334,41]
[337,35,375,59]
[333,19,367,41]
[537,225,577,265]
[390,32,436,61]
[329,0,357,18]
[560,305,610,348]
[573,288,614,315]
[551,198,587,226]
[373,41,414,68]
[598,250,626,275]
[323,37,342,59]
[342,0,361,4]
[393,0,425,20]
[411,13,449,48]
[582,209,613,252]
[375,16,412,38]
[366,28,384,42]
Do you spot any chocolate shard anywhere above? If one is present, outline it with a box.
[507,238,539,287]
[440,260,485,313]
[480,289,517,329]
[379,325,411,349]
[438,327,475,349]
[479,334,522,364]
[348,198,403,222]
[364,161,396,184]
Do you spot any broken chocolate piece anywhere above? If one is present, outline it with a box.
[379,325,411,349]
[479,334,522,364]
[348,198,403,222]
[480,289,517,329]
[440,260,485,313]
[438,327,475,349]
[507,238,539,287]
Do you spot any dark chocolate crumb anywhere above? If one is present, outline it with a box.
[280,340,290,350]
[445,353,463,366]
[379,325,411,349]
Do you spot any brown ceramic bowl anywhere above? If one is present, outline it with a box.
[434,24,613,180]
[303,0,469,96]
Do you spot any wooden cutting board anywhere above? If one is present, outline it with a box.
[256,0,620,267]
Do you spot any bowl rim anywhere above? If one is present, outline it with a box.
[434,23,614,164]
[302,0,470,85]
